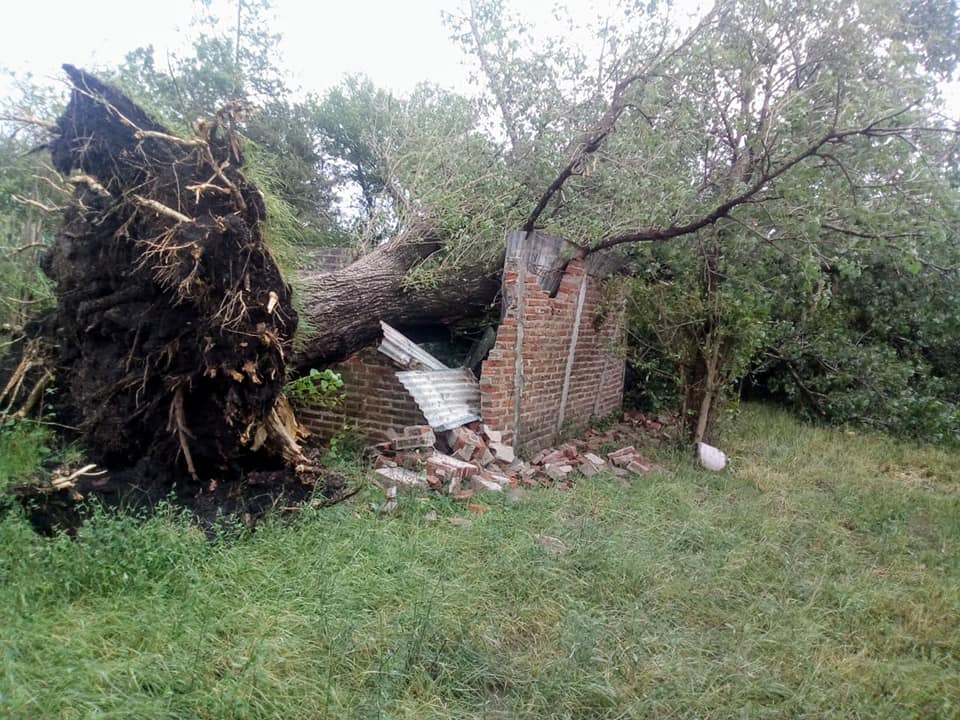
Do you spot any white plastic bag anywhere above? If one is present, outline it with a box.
[697,442,727,471]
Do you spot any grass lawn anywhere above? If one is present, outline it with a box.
[1,403,958,719]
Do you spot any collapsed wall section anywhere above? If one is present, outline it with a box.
[480,257,626,453]
[297,348,427,440]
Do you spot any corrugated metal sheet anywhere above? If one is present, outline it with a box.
[378,321,448,370]
[396,368,482,432]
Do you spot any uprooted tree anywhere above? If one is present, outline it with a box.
[3,0,958,488]
[1,65,505,488]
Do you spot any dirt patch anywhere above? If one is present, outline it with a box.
[881,464,958,494]
[11,441,356,537]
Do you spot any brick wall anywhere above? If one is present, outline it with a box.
[297,257,625,454]
[297,348,427,440]
[480,258,625,453]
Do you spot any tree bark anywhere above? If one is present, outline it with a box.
[294,240,501,369]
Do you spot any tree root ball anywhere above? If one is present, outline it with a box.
[37,65,298,482]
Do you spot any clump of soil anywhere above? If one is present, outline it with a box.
[38,65,297,481]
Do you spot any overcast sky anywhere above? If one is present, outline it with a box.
[0,0,577,97]
[0,0,711,99]
[0,0,956,109]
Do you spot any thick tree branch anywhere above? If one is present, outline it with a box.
[0,115,59,132]
[468,0,522,152]
[586,107,940,254]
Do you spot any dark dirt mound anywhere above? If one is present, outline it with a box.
[0,66,337,532]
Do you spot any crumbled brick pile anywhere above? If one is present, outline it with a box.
[370,414,669,501]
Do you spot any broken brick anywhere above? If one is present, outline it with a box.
[482,469,511,486]
[373,466,425,488]
[608,446,639,467]
[445,425,483,461]
[403,424,434,438]
[538,449,568,466]
[489,442,515,464]
[626,460,653,475]
[446,426,483,453]
[426,453,478,489]
[578,459,600,477]
[470,475,504,493]
[482,425,503,444]
[374,456,398,469]
[530,449,549,465]
[392,426,436,450]
[544,463,574,482]
[393,434,432,451]
[474,446,496,467]
[396,450,428,470]
[582,452,606,467]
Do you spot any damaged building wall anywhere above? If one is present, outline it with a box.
[297,231,626,456]
[480,256,626,453]
[297,348,427,440]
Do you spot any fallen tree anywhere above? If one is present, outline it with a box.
[7,0,956,491]
[3,66,502,491]
[295,240,500,367]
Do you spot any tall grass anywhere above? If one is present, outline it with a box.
[0,403,957,718]
[0,421,50,493]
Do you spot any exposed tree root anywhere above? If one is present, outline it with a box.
[3,65,301,489]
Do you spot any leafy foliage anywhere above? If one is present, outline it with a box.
[283,368,344,408]
[113,4,339,246]
[0,133,57,330]
[0,420,50,492]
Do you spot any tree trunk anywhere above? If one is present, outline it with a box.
[294,240,501,368]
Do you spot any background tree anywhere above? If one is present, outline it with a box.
[114,1,340,246]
